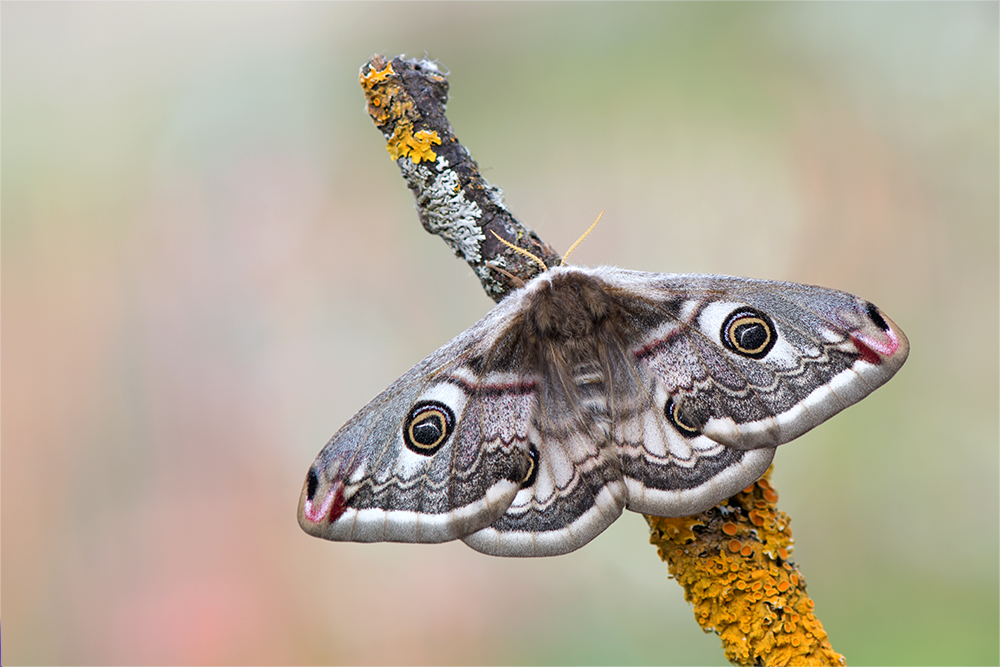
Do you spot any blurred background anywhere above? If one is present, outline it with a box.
[3,3,997,664]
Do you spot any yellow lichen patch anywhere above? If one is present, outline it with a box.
[359,60,395,87]
[646,468,845,666]
[648,515,703,546]
[359,60,399,125]
[359,57,442,164]
[387,126,442,163]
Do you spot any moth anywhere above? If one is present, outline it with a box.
[298,251,908,557]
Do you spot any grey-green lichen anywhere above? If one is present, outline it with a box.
[399,155,487,266]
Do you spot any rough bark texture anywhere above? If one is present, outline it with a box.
[358,53,844,666]
[360,54,559,302]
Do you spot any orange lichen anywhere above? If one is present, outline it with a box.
[360,60,395,85]
[359,57,441,164]
[386,126,441,163]
[652,515,703,544]
[647,467,845,666]
[359,59,397,125]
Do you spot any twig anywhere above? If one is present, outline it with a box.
[648,468,845,665]
[359,54,559,302]
[357,53,845,666]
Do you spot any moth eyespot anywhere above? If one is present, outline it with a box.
[521,443,540,488]
[721,307,776,360]
[403,401,455,455]
[865,301,890,332]
[665,396,700,437]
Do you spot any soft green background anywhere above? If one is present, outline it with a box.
[3,3,997,664]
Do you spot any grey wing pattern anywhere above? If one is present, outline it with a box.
[462,352,628,557]
[298,301,537,545]
[596,267,908,519]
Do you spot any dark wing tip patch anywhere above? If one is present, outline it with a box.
[306,468,319,500]
[865,301,890,332]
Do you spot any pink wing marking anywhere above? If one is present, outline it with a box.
[303,482,347,524]
[850,326,903,366]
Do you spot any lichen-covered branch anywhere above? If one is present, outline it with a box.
[648,468,844,666]
[360,54,560,302]
[358,53,843,666]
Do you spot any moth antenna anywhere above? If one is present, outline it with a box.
[488,263,526,288]
[560,210,604,266]
[490,230,549,274]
